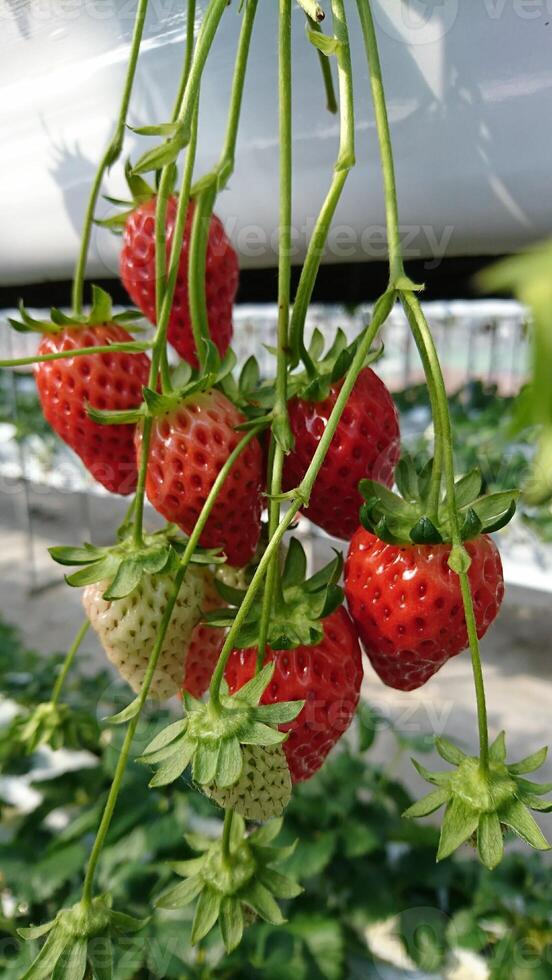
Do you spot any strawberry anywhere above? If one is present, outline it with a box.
[225,606,363,782]
[34,322,150,495]
[282,367,400,540]
[139,388,263,567]
[83,567,206,699]
[344,529,504,691]
[205,743,292,822]
[120,196,238,367]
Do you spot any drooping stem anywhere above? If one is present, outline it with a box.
[306,16,338,115]
[255,0,293,672]
[171,0,197,121]
[0,342,152,369]
[357,0,490,773]
[188,183,217,370]
[209,290,393,709]
[290,0,355,368]
[72,0,149,314]
[51,621,90,708]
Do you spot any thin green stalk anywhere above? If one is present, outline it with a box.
[306,16,338,114]
[221,809,234,864]
[72,0,149,314]
[357,0,490,773]
[255,0,293,672]
[0,342,152,369]
[133,104,200,547]
[188,182,217,370]
[355,0,403,284]
[173,0,229,141]
[290,0,355,368]
[170,0,197,121]
[209,291,392,709]
[81,425,261,903]
[51,621,90,708]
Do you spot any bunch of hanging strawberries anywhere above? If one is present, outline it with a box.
[19,190,506,802]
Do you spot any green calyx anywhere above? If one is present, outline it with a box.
[289,326,383,402]
[403,732,552,869]
[360,454,518,546]
[49,524,220,600]
[138,662,303,790]
[87,340,237,427]
[18,894,148,979]
[3,702,98,756]
[8,285,144,335]
[207,537,344,650]
[95,158,177,233]
[156,814,302,952]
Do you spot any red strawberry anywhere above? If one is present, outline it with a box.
[344,528,504,691]
[35,324,150,495]
[282,367,400,540]
[225,607,363,782]
[140,389,263,567]
[120,196,238,367]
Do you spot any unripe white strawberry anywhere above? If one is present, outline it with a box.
[83,568,205,700]
[215,563,249,591]
[205,744,292,822]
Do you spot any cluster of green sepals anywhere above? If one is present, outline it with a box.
[404,733,552,869]
[208,537,343,649]
[156,815,302,953]
[360,453,518,546]
[18,895,148,980]
[139,661,302,792]
[8,285,145,336]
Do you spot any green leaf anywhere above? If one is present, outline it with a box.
[109,911,149,933]
[307,27,340,57]
[249,818,283,846]
[52,938,87,980]
[235,661,275,707]
[240,722,286,746]
[133,139,182,175]
[477,811,504,869]
[470,490,519,527]
[20,928,67,980]
[48,544,104,566]
[156,876,204,910]
[437,796,479,861]
[215,736,243,788]
[489,730,507,763]
[66,554,120,588]
[499,798,550,850]
[241,880,285,924]
[88,935,113,980]
[508,745,548,774]
[518,792,552,812]
[104,697,141,725]
[435,737,467,766]
[102,557,143,600]
[191,887,221,944]
[90,286,113,324]
[258,867,303,899]
[453,469,483,508]
[140,719,187,757]
[255,700,304,725]
[411,757,451,788]
[219,896,244,953]
[149,739,195,786]
[18,921,56,940]
[282,538,307,588]
[410,516,443,545]
[192,741,221,785]
[403,787,450,819]
[239,355,260,392]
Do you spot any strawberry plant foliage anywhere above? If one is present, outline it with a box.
[2,0,550,970]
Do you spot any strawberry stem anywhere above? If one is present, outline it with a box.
[50,620,90,709]
[306,15,338,115]
[356,0,490,775]
[221,809,235,866]
[0,341,152,368]
[289,0,355,369]
[71,0,149,315]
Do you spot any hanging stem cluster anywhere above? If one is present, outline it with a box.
[10,0,528,964]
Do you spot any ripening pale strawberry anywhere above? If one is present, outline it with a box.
[225,607,363,782]
[35,324,150,494]
[139,389,263,567]
[120,197,238,367]
[282,367,400,540]
[344,528,505,691]
[83,568,207,699]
